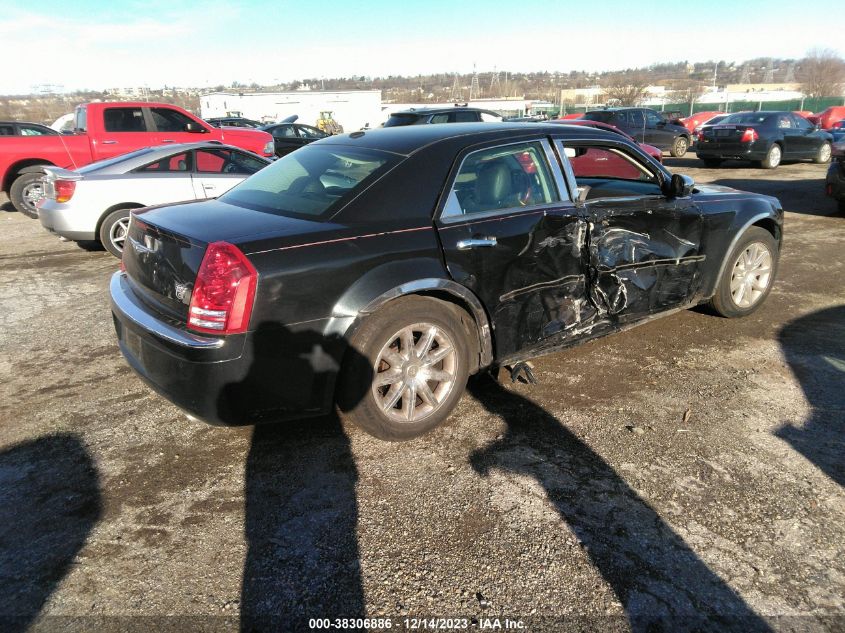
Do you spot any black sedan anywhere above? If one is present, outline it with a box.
[111,123,783,440]
[581,108,692,157]
[260,122,328,157]
[696,111,833,169]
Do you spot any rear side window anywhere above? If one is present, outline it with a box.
[442,141,559,217]
[581,111,614,124]
[136,152,192,173]
[0,125,13,136]
[272,125,297,139]
[430,114,450,124]
[104,108,146,132]
[453,111,478,123]
[220,145,398,219]
[195,148,265,174]
[151,108,196,132]
[297,125,326,139]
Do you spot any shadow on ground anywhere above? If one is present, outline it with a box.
[468,374,771,632]
[234,323,371,632]
[0,433,101,633]
[775,305,845,488]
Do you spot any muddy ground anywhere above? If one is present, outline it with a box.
[0,157,843,632]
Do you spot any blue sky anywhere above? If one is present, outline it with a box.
[0,0,841,94]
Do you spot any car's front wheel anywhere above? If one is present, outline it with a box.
[709,227,778,318]
[670,136,689,158]
[338,296,470,440]
[814,142,832,164]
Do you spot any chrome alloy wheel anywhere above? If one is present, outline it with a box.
[768,145,782,167]
[730,241,773,308]
[109,217,130,252]
[819,143,832,163]
[22,181,43,212]
[372,323,458,423]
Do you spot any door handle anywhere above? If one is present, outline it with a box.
[101,140,117,145]
[202,184,216,189]
[161,139,175,143]
[457,237,497,250]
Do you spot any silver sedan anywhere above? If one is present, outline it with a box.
[37,142,270,257]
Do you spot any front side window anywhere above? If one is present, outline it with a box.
[20,125,51,136]
[272,125,297,139]
[151,108,196,132]
[430,114,449,124]
[777,115,793,129]
[103,107,146,132]
[628,111,646,128]
[792,114,813,131]
[220,145,398,219]
[646,112,662,127]
[443,142,559,217]
[561,142,660,200]
[297,125,326,139]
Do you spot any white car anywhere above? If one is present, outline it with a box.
[37,142,270,257]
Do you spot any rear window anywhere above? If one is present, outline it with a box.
[219,145,399,219]
[383,113,419,127]
[581,111,615,124]
[719,113,774,126]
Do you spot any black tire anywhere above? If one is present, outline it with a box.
[760,144,782,169]
[813,142,832,164]
[337,296,471,441]
[701,158,722,168]
[98,208,132,258]
[708,227,778,318]
[9,172,45,218]
[670,136,689,158]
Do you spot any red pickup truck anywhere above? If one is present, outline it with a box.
[1,102,275,216]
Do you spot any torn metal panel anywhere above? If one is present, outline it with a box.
[586,197,705,320]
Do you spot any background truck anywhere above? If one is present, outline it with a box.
[0,102,275,216]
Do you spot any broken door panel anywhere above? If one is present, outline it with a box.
[586,196,704,322]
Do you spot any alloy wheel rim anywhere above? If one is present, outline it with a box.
[820,144,831,162]
[22,182,43,211]
[110,217,130,252]
[372,322,457,423]
[729,242,772,308]
[677,138,687,153]
[769,146,781,167]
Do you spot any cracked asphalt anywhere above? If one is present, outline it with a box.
[0,156,843,632]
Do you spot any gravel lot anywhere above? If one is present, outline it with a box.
[1,157,843,632]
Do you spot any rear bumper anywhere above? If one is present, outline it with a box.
[110,272,340,426]
[37,201,97,242]
[826,160,845,200]
[695,142,768,161]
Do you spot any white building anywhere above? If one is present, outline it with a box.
[200,90,383,130]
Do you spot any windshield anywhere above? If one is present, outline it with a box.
[219,144,400,219]
[719,113,774,126]
[77,147,158,174]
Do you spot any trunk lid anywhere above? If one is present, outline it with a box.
[122,198,343,322]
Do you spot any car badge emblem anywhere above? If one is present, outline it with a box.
[175,283,191,303]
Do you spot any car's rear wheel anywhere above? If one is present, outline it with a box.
[337,296,470,441]
[701,158,722,168]
[9,172,44,218]
[761,144,782,169]
[670,136,689,158]
[99,208,132,258]
[814,142,832,164]
[709,227,778,318]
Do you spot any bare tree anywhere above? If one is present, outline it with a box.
[668,79,706,115]
[601,72,650,106]
[799,48,845,98]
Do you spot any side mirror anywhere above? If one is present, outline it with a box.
[184,122,207,133]
[666,173,694,198]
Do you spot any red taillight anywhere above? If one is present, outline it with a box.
[55,180,76,203]
[740,128,758,143]
[188,241,257,335]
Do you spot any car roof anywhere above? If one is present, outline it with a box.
[80,142,267,174]
[390,106,497,116]
[316,122,623,156]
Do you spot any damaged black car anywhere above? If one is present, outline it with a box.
[110,123,783,440]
